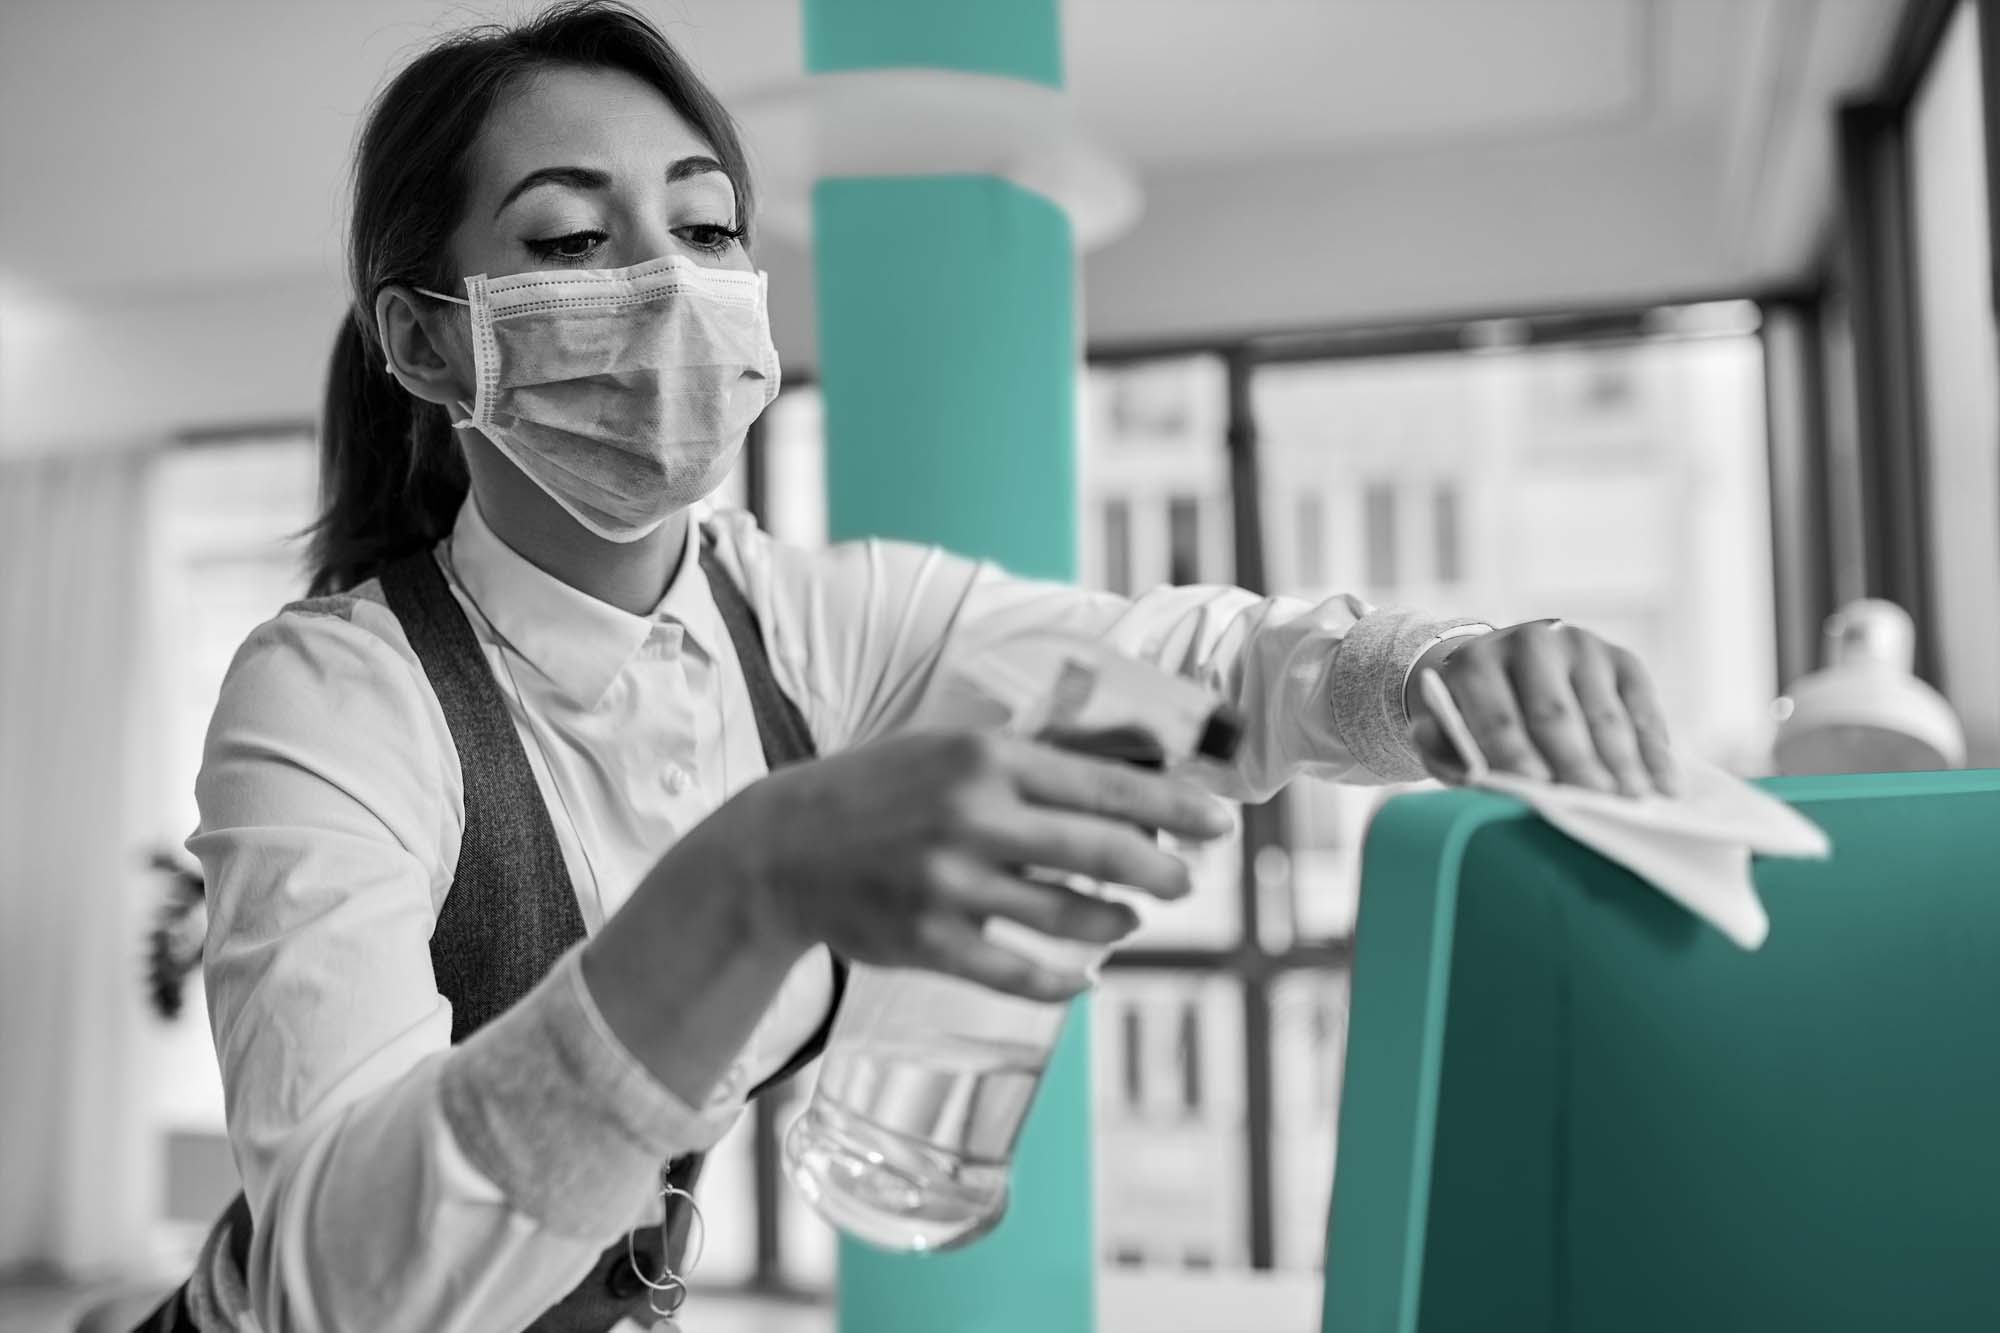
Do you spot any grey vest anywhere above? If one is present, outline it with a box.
[141,531,842,1333]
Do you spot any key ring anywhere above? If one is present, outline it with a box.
[625,1177,706,1324]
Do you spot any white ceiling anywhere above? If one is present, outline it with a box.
[0,0,1905,315]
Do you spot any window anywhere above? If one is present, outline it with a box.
[1093,972,1248,1271]
[1106,358,1201,436]
[1908,1,2000,763]
[1296,492,1326,587]
[1178,1003,1203,1114]
[760,386,827,548]
[1104,498,1134,596]
[1122,1005,1145,1108]
[1583,356,1638,410]
[1362,482,1398,591]
[1167,495,1202,586]
[1433,483,1462,584]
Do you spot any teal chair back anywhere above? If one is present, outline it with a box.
[1326,770,2000,1333]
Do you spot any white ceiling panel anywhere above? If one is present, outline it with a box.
[0,0,1907,320]
[1064,0,1652,167]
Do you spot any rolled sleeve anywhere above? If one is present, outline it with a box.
[1330,609,1491,782]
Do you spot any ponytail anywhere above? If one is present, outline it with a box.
[303,313,467,597]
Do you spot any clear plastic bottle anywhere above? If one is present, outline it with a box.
[783,633,1242,1252]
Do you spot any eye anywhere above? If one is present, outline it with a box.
[676,223,745,255]
[524,229,606,264]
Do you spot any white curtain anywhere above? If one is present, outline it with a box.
[0,447,161,1275]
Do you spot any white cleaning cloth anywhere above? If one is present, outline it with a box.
[1417,671,1831,950]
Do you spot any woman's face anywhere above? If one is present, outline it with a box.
[386,61,757,551]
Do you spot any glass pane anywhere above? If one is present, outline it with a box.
[1433,483,1462,585]
[1103,497,1133,596]
[1167,494,1202,586]
[710,447,749,514]
[1091,971,1249,1271]
[761,386,828,548]
[1268,966,1351,1271]
[1256,319,1777,948]
[685,1111,757,1287]
[1296,492,1326,588]
[1080,357,1233,595]
[770,1080,839,1291]
[1081,356,1243,952]
[1361,481,1398,594]
[1909,1,2000,763]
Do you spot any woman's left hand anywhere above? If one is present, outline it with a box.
[1405,620,1678,797]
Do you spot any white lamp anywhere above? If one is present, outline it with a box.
[1772,599,1966,776]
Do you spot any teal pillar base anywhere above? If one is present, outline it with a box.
[806,3,1090,1329]
[813,172,1093,1333]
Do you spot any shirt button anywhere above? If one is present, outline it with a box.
[663,765,691,795]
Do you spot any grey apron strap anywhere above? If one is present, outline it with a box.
[379,549,589,1042]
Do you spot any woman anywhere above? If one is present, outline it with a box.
[143,3,1676,1330]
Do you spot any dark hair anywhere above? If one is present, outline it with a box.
[304,0,754,596]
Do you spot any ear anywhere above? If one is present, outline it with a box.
[377,285,472,412]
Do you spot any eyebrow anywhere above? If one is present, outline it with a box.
[493,155,730,219]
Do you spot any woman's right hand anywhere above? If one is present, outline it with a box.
[707,730,1235,1001]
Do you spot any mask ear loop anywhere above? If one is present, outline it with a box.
[626,1172,707,1323]
[404,284,482,430]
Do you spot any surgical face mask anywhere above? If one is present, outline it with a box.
[415,254,780,543]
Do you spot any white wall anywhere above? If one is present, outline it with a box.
[1084,126,1731,345]
[0,272,347,455]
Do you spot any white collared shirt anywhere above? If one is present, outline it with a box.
[190,495,1479,1332]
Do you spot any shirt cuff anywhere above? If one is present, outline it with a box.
[1399,623,1494,711]
[438,947,742,1238]
[1329,609,1491,783]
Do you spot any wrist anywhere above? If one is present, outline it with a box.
[714,785,814,960]
[580,831,808,1100]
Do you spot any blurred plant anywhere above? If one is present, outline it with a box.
[147,849,207,1020]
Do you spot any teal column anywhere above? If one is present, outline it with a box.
[804,3,1094,1332]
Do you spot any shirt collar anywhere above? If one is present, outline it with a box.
[444,495,727,707]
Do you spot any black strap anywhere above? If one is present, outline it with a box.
[698,532,818,776]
